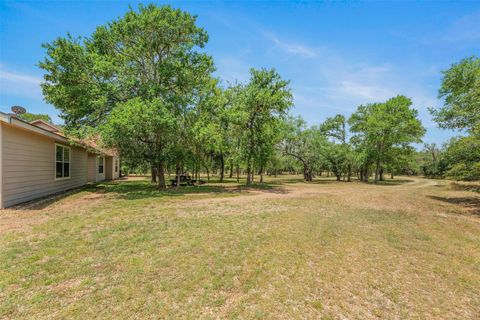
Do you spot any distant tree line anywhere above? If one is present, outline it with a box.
[38,4,479,186]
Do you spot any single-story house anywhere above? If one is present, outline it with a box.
[0,112,120,208]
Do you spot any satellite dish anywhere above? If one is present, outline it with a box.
[11,105,26,116]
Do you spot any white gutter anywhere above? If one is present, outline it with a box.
[0,112,69,143]
[0,112,110,156]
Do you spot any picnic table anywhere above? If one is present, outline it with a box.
[170,174,196,187]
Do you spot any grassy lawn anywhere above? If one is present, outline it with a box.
[1,176,479,319]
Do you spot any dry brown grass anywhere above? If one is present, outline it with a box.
[1,176,479,319]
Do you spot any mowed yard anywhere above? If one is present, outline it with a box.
[0,176,479,319]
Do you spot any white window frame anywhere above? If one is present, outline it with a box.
[98,156,105,174]
[54,143,71,181]
[115,158,119,173]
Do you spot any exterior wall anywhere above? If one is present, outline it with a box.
[113,157,120,179]
[1,123,88,208]
[105,156,120,180]
[0,124,3,207]
[97,156,105,182]
[87,154,97,183]
[87,154,106,183]
[105,157,113,180]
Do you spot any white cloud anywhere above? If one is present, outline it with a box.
[263,32,317,58]
[444,11,480,42]
[337,81,396,101]
[286,46,443,136]
[0,65,43,99]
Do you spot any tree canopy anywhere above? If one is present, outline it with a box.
[40,4,213,131]
[38,4,479,184]
[349,96,425,182]
[431,56,480,134]
[427,56,480,181]
[17,112,52,123]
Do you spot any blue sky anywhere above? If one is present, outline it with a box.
[1,1,479,145]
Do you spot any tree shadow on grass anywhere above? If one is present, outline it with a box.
[237,182,288,194]
[100,180,288,200]
[428,195,480,216]
[5,179,290,210]
[267,178,337,185]
[269,177,415,186]
[450,182,480,193]
[6,185,99,211]
[365,179,415,186]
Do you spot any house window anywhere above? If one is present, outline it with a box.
[115,158,119,173]
[98,157,104,174]
[55,145,70,179]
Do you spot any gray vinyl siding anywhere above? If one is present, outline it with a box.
[1,123,88,208]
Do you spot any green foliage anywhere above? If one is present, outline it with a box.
[100,98,177,166]
[17,112,53,123]
[320,114,354,181]
[429,56,480,181]
[38,4,459,184]
[231,68,293,185]
[418,144,447,178]
[39,4,213,129]
[189,83,233,181]
[282,117,328,181]
[349,96,425,182]
[443,136,480,181]
[320,114,347,143]
[431,56,480,134]
[40,4,215,187]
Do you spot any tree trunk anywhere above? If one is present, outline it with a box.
[197,161,200,180]
[176,165,181,189]
[362,166,369,182]
[246,154,252,186]
[374,159,380,183]
[303,164,313,182]
[236,165,240,183]
[391,173,394,179]
[151,166,157,183]
[229,161,233,178]
[157,164,166,189]
[219,153,225,182]
[259,165,264,183]
[379,168,384,181]
[205,165,210,182]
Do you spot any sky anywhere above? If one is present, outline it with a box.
[1,1,479,145]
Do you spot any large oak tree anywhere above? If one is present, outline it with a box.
[39,4,214,187]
